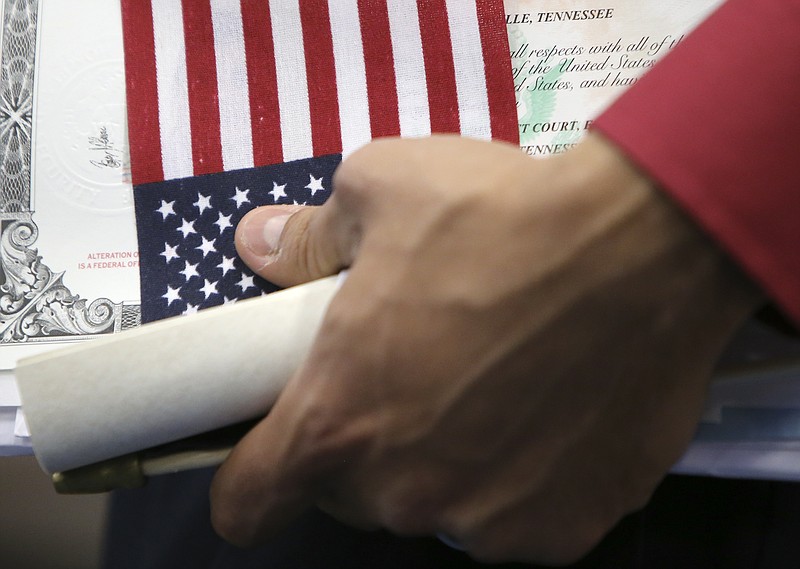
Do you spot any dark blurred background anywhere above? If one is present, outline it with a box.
[0,456,106,569]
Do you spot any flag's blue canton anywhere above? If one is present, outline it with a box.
[134,154,341,323]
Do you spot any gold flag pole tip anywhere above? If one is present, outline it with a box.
[49,420,252,494]
[52,454,147,494]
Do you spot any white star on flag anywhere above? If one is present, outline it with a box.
[237,274,256,292]
[183,303,200,316]
[161,243,180,263]
[232,187,250,208]
[196,236,216,257]
[214,212,233,233]
[218,256,236,276]
[177,218,196,238]
[306,175,325,195]
[194,193,212,214]
[269,182,287,202]
[157,200,176,220]
[200,279,218,299]
[162,285,181,306]
[180,261,200,281]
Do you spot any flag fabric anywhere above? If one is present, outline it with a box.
[134,155,338,322]
[121,0,518,322]
[121,0,518,185]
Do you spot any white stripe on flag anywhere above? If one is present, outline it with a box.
[210,0,254,172]
[386,0,430,139]
[269,0,312,162]
[444,0,491,140]
[329,0,371,157]
[151,0,194,179]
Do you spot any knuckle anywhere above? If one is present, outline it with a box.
[294,397,346,454]
[468,540,509,564]
[627,483,655,515]
[438,515,503,563]
[334,138,401,198]
[332,154,369,198]
[293,224,321,280]
[474,529,601,566]
[210,508,251,547]
[285,201,354,279]
[383,507,432,536]
[555,525,608,565]
[373,470,456,536]
[451,513,610,566]
[538,516,615,566]
[209,491,262,548]
[279,211,317,278]
[467,531,531,565]
[627,469,660,512]
[291,395,373,475]
[380,491,442,536]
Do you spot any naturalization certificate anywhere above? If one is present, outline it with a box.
[0,0,140,369]
[504,0,723,156]
[0,0,140,450]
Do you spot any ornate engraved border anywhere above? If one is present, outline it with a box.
[0,0,33,213]
[0,0,139,344]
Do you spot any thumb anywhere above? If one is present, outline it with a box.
[235,200,358,287]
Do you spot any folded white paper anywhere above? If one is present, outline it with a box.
[16,276,339,474]
[13,271,800,481]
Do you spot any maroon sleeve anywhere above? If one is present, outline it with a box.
[593,0,800,322]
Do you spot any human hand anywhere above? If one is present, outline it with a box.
[210,134,761,564]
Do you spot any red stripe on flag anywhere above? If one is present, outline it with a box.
[300,1,342,156]
[181,0,224,175]
[477,0,519,145]
[358,0,400,139]
[121,0,163,185]
[241,0,283,167]
[417,0,460,135]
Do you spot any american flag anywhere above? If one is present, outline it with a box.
[121,0,518,321]
[134,155,338,323]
